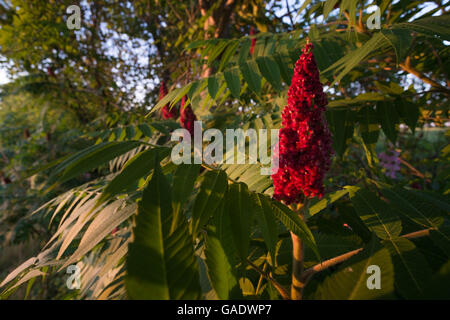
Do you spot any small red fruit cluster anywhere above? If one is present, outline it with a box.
[250,27,256,55]
[180,96,197,136]
[159,81,197,135]
[160,81,178,119]
[272,43,333,204]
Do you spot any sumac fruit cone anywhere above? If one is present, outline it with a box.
[271,42,333,204]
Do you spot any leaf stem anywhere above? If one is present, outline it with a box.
[299,227,435,287]
[246,259,290,300]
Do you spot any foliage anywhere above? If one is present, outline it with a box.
[0,0,449,300]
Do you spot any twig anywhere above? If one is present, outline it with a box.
[299,227,435,286]
[247,259,290,300]
[399,158,431,183]
[285,0,295,27]
[400,57,450,95]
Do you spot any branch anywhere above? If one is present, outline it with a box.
[289,200,309,300]
[400,56,450,95]
[399,158,431,183]
[300,227,435,285]
[247,259,290,300]
[285,0,295,27]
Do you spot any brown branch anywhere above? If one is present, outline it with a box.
[300,248,364,284]
[399,158,431,183]
[400,56,450,95]
[247,259,290,300]
[290,231,305,299]
[289,200,309,300]
[299,227,435,286]
[285,0,295,27]
[358,8,365,33]
[166,0,184,22]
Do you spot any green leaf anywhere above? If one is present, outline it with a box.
[328,92,386,107]
[309,188,351,217]
[225,183,253,263]
[340,0,357,26]
[186,39,207,50]
[251,193,278,264]
[274,53,293,84]
[411,190,450,213]
[256,56,281,92]
[326,109,355,156]
[204,224,240,299]
[271,200,320,260]
[238,38,252,64]
[376,101,399,143]
[395,97,419,133]
[351,188,402,240]
[190,170,228,239]
[207,40,228,66]
[380,29,412,64]
[147,86,183,116]
[358,106,380,145]
[392,15,450,41]
[382,237,432,299]
[315,240,394,300]
[219,40,239,71]
[324,33,387,84]
[323,0,339,19]
[208,76,219,100]
[224,67,241,99]
[125,126,136,140]
[337,201,373,243]
[171,164,201,230]
[98,147,170,205]
[126,160,201,299]
[429,226,450,259]
[239,60,261,94]
[137,124,153,137]
[297,0,313,15]
[51,141,142,184]
[380,187,445,230]
[422,260,450,299]
[305,233,360,262]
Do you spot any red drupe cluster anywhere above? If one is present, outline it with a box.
[180,96,197,136]
[160,81,178,119]
[250,27,256,55]
[271,43,333,204]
